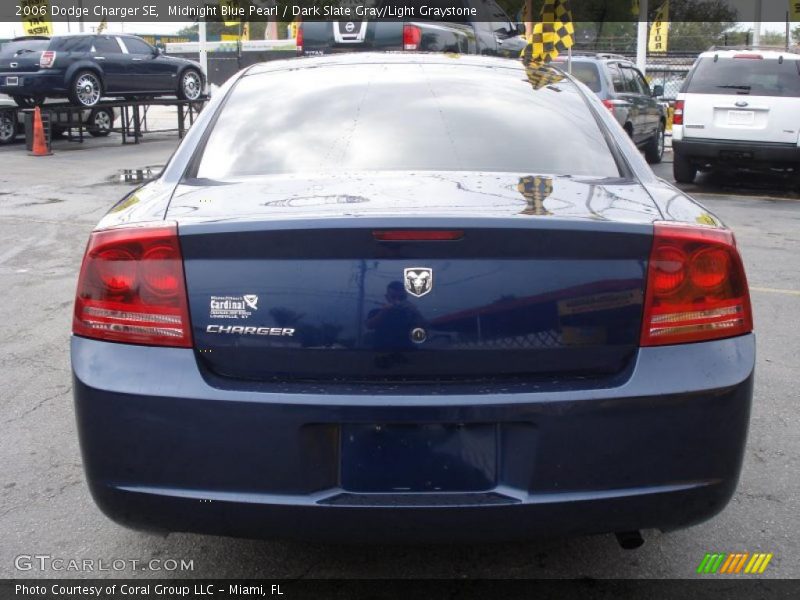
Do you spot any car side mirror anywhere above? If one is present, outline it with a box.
[515,22,526,36]
[652,85,664,97]
[153,46,162,56]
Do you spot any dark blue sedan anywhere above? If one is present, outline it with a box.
[71,54,754,546]
[0,34,203,107]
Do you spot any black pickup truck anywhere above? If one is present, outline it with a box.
[299,0,527,58]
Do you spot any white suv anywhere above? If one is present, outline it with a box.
[672,47,800,183]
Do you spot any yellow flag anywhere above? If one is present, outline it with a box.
[219,0,242,27]
[790,0,800,22]
[19,0,53,36]
[648,0,669,53]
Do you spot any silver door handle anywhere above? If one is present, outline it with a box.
[95,56,105,60]
[132,58,143,61]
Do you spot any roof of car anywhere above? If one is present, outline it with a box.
[246,52,572,78]
[698,47,800,60]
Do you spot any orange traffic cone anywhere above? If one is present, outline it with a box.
[30,106,52,156]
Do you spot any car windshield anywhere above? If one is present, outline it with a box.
[0,40,49,57]
[685,56,800,97]
[195,63,620,179]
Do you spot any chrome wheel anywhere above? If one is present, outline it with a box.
[74,72,101,107]
[93,110,111,131]
[0,111,16,144]
[181,70,202,101]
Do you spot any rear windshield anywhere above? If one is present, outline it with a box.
[0,40,49,58]
[558,61,602,92]
[195,63,620,179]
[684,56,800,97]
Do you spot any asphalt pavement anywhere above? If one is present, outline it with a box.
[0,133,797,579]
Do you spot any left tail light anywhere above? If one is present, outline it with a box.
[40,51,56,68]
[296,24,304,54]
[673,100,685,126]
[73,223,193,348]
[641,222,753,346]
[403,24,422,50]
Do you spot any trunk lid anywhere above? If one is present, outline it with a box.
[171,172,659,383]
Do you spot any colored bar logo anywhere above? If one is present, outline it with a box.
[697,552,773,574]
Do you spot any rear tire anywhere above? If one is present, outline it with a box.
[69,70,103,107]
[0,109,17,144]
[645,122,665,164]
[88,108,114,137]
[673,150,697,184]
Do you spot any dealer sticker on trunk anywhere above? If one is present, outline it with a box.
[209,295,259,320]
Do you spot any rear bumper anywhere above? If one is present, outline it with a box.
[0,70,66,96]
[673,137,800,166]
[72,334,755,542]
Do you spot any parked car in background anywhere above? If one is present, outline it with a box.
[672,47,800,183]
[0,93,117,144]
[553,53,667,164]
[0,34,205,108]
[72,54,754,544]
[299,0,526,58]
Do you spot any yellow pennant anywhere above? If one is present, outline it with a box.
[648,0,669,53]
[790,0,800,22]
[219,0,242,27]
[19,0,53,36]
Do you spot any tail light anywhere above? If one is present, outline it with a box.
[641,222,752,346]
[734,53,763,59]
[40,51,56,68]
[73,223,192,348]
[673,100,684,126]
[296,24,303,53]
[403,24,422,50]
[602,99,616,112]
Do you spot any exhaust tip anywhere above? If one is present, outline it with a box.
[615,530,644,550]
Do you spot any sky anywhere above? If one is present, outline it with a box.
[0,21,190,39]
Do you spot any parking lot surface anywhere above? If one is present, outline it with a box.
[0,134,798,579]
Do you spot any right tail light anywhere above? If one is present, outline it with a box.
[641,222,753,346]
[296,24,303,54]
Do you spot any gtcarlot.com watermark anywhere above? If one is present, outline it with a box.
[15,554,194,573]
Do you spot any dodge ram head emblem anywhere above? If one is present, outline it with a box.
[404,268,433,298]
[345,21,355,33]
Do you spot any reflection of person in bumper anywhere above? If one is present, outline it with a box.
[366,281,425,350]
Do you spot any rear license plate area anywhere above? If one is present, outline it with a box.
[341,423,497,492]
[5,76,19,86]
[727,110,754,126]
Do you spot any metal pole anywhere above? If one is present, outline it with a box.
[753,0,762,46]
[199,20,209,93]
[568,46,572,74]
[787,11,791,50]
[78,0,84,32]
[636,0,648,73]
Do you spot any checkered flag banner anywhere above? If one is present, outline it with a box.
[521,0,574,64]
[545,0,575,54]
